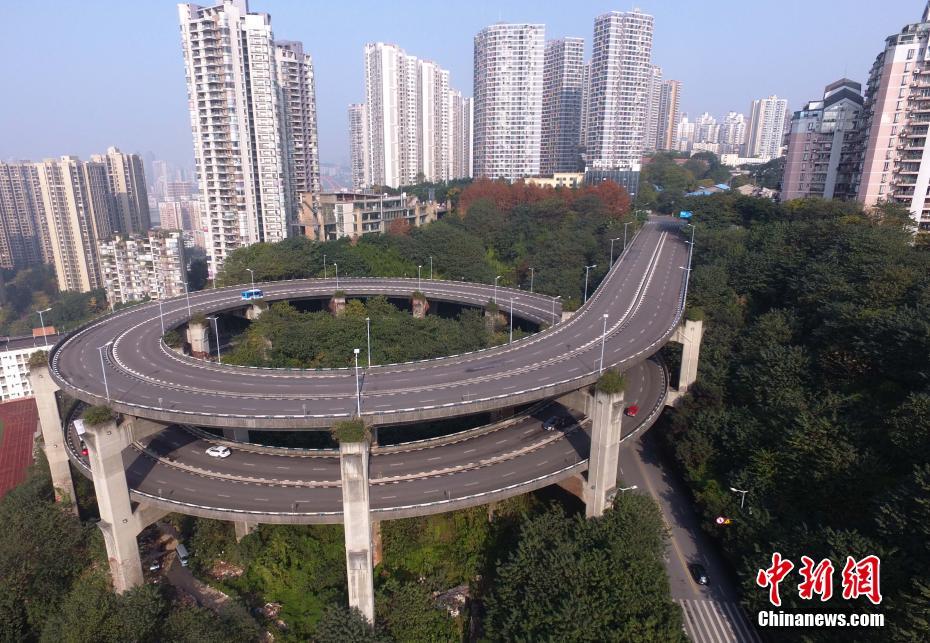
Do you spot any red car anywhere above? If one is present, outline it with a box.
[624,405,639,417]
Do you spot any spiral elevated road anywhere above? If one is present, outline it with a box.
[49,217,690,431]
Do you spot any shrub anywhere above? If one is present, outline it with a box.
[596,369,626,395]
[83,405,114,426]
[412,290,427,301]
[190,313,207,326]
[163,330,183,348]
[333,290,347,298]
[28,350,48,369]
[485,299,499,313]
[685,306,705,322]
[331,419,367,443]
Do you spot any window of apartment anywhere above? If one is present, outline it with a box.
[908,49,915,59]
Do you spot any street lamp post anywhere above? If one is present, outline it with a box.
[623,221,631,251]
[97,342,113,403]
[584,264,597,304]
[37,307,52,348]
[551,295,561,326]
[417,265,422,291]
[156,295,166,336]
[509,297,516,343]
[246,268,255,290]
[529,267,535,293]
[207,315,221,364]
[429,256,433,280]
[730,487,749,510]
[599,313,609,373]
[334,263,339,289]
[353,348,362,416]
[323,254,327,280]
[609,237,621,268]
[182,280,193,318]
[365,317,371,367]
[618,485,638,493]
[494,275,501,304]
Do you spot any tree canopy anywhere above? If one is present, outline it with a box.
[661,192,929,640]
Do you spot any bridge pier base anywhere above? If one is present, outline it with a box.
[339,441,375,623]
[584,388,625,518]
[372,520,383,566]
[412,295,429,318]
[666,319,704,405]
[83,417,166,593]
[223,428,251,443]
[28,364,76,508]
[186,321,210,358]
[234,521,258,542]
[330,295,346,316]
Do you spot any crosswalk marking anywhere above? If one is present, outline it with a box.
[676,599,762,643]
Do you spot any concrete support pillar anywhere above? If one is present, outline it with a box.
[83,418,143,593]
[561,310,575,322]
[234,521,258,542]
[558,388,594,417]
[330,295,346,316]
[246,304,264,320]
[484,307,504,331]
[186,322,209,358]
[411,295,429,319]
[339,441,375,623]
[371,520,383,567]
[584,388,625,519]
[28,365,76,507]
[673,319,703,394]
[223,428,251,443]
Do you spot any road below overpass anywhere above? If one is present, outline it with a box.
[66,359,668,522]
[50,217,689,429]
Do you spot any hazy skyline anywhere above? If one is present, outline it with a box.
[0,0,920,168]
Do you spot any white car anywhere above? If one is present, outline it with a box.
[205,445,231,458]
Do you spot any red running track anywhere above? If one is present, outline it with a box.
[0,398,38,498]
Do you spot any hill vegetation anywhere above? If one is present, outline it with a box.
[661,192,929,639]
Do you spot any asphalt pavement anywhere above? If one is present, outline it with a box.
[50,218,689,429]
[619,432,762,643]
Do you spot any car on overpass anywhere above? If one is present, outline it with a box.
[206,445,231,458]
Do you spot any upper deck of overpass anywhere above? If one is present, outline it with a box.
[49,217,690,430]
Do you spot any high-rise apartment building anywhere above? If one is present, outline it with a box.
[348,104,370,190]
[579,61,592,149]
[677,113,696,153]
[98,231,188,306]
[696,112,719,144]
[0,162,51,269]
[585,10,654,171]
[363,43,419,187]
[744,95,789,160]
[449,91,474,180]
[275,41,322,204]
[718,112,747,155]
[541,37,584,174]
[857,4,930,229]
[643,65,663,152]
[35,157,113,293]
[90,146,151,234]
[418,60,451,183]
[782,79,864,201]
[361,43,459,187]
[656,80,681,151]
[473,23,545,181]
[178,0,304,276]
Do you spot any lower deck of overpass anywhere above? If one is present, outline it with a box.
[66,359,667,522]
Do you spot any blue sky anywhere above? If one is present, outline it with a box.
[0,0,921,168]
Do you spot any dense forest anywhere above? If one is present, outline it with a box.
[0,460,259,642]
[223,297,505,370]
[661,193,929,640]
[216,178,637,312]
[0,266,109,337]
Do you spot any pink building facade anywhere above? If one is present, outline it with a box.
[857,4,930,231]
[782,79,863,201]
